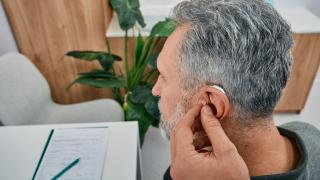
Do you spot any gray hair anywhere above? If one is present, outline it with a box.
[170,0,293,121]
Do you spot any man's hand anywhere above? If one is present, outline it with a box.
[170,105,250,180]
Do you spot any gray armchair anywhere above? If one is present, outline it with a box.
[0,53,124,125]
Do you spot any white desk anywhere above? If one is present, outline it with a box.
[0,122,142,180]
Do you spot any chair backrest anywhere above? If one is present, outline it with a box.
[0,53,51,125]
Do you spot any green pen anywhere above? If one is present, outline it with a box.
[51,158,80,180]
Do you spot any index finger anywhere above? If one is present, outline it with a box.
[200,105,236,156]
[176,104,202,129]
[171,105,202,156]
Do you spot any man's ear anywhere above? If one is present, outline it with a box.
[204,86,230,120]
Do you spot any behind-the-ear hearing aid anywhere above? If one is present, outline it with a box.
[208,84,225,94]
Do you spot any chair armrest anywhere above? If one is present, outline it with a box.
[38,99,125,124]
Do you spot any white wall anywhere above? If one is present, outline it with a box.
[306,0,320,17]
[274,0,304,8]
[0,1,18,56]
[274,0,320,17]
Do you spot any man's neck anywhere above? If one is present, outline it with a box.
[223,118,300,176]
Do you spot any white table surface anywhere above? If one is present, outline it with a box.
[0,121,140,180]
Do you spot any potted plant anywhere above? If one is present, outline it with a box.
[66,0,175,142]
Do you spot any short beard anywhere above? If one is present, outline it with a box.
[159,97,190,140]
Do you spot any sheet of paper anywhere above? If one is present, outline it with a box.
[34,127,109,180]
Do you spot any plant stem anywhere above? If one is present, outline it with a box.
[145,70,159,83]
[106,38,119,95]
[105,37,115,74]
[133,38,159,87]
[112,88,123,105]
[143,38,159,67]
[143,70,154,81]
[124,30,130,90]
[137,37,152,67]
[106,38,111,53]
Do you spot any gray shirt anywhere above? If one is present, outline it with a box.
[252,121,320,180]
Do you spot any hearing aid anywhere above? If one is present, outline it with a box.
[208,85,225,94]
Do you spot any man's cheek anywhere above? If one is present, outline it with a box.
[158,100,170,121]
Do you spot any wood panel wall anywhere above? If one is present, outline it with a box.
[3,0,320,112]
[2,0,115,104]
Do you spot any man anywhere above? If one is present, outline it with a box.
[151,0,320,179]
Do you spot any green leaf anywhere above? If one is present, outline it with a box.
[135,33,145,66]
[68,76,125,89]
[66,51,121,71]
[129,85,153,104]
[147,52,159,69]
[139,114,151,144]
[127,86,160,129]
[126,100,152,143]
[77,70,116,78]
[145,96,160,126]
[109,0,146,31]
[126,101,143,120]
[66,51,97,60]
[135,10,146,29]
[97,53,122,71]
[150,18,176,37]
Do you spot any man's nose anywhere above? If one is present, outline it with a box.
[152,81,160,97]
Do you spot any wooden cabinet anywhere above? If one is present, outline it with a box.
[275,34,320,112]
